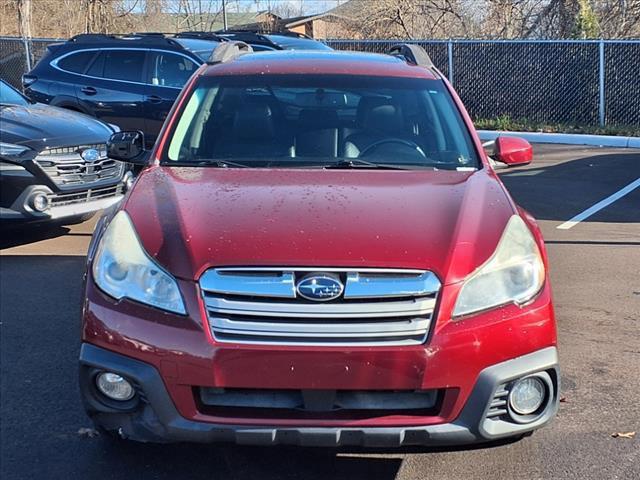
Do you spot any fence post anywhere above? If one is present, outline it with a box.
[447,39,454,85]
[22,36,32,72]
[598,40,605,127]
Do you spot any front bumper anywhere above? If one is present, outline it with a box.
[0,183,124,223]
[79,343,559,446]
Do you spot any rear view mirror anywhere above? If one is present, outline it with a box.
[493,136,533,167]
[295,91,347,108]
[107,131,148,164]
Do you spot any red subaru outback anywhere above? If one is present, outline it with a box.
[80,43,559,447]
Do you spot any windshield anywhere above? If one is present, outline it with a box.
[195,50,214,61]
[163,75,479,170]
[0,81,29,106]
[175,38,221,62]
[267,35,333,51]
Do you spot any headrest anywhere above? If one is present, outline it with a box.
[233,102,275,141]
[298,109,339,129]
[357,97,403,133]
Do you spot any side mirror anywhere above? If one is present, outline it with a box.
[493,136,533,167]
[107,131,148,164]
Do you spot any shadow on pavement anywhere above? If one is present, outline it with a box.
[97,441,405,480]
[91,434,522,480]
[499,150,640,224]
[0,223,78,249]
[0,255,521,480]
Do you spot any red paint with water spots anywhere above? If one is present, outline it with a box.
[82,50,557,429]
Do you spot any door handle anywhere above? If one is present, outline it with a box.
[146,95,162,104]
[81,86,97,95]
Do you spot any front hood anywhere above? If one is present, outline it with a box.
[0,103,113,151]
[125,167,515,284]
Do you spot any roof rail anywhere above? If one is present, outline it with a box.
[207,41,253,64]
[131,32,168,36]
[175,31,226,42]
[68,33,112,42]
[388,44,435,69]
[214,30,269,43]
[68,33,181,47]
[215,28,310,39]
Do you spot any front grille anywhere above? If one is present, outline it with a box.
[48,184,124,207]
[197,387,442,420]
[199,267,441,346]
[36,144,124,188]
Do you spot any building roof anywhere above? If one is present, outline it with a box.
[278,1,362,29]
[141,11,278,33]
[325,0,363,19]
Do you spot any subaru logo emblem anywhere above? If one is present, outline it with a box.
[81,148,100,162]
[296,274,344,302]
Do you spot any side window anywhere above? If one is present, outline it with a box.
[147,52,197,88]
[86,52,105,77]
[102,50,145,82]
[57,51,96,74]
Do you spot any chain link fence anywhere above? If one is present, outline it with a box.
[0,37,61,89]
[1,36,638,130]
[604,42,640,127]
[328,39,640,129]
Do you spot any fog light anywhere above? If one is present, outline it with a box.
[96,372,135,401]
[509,376,546,415]
[31,193,50,212]
[123,171,135,191]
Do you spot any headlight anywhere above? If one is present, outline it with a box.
[0,142,31,160]
[453,215,545,317]
[92,211,186,314]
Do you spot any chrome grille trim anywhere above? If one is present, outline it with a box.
[37,144,104,156]
[200,270,296,298]
[212,267,429,273]
[36,144,124,188]
[344,271,440,299]
[210,317,430,336]
[203,296,436,319]
[200,267,441,346]
[48,184,124,207]
[201,268,440,300]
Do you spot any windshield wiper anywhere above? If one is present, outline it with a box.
[323,159,411,170]
[167,159,251,168]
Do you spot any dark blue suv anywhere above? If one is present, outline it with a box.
[23,31,331,144]
[23,33,223,144]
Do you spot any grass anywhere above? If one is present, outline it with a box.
[474,115,640,137]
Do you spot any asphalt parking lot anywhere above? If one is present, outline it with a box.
[1,144,638,480]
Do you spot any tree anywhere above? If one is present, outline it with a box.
[16,0,32,38]
[572,0,601,38]
[337,0,472,39]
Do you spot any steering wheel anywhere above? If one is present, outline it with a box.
[359,138,427,159]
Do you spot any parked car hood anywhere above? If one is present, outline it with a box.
[124,167,516,284]
[0,103,113,152]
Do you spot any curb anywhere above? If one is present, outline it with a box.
[477,130,640,149]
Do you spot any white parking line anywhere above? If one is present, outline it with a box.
[557,177,640,230]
